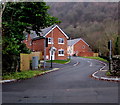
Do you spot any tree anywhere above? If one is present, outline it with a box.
[48,2,118,56]
[2,2,60,74]
[114,37,120,55]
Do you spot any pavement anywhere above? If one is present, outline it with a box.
[2,57,119,103]
[90,59,120,82]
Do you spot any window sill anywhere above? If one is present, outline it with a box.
[58,43,64,44]
[58,54,64,56]
[48,43,54,44]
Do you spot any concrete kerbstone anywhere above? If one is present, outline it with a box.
[91,60,120,82]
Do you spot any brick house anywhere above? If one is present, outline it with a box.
[23,24,69,60]
[67,38,94,57]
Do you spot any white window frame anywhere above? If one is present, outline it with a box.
[58,38,64,44]
[58,49,64,56]
[82,45,85,49]
[48,37,53,44]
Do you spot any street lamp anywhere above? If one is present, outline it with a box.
[43,34,48,69]
[50,25,54,68]
[43,37,46,69]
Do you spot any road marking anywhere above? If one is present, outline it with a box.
[87,61,92,67]
[90,62,92,67]
[73,61,79,66]
[96,60,107,71]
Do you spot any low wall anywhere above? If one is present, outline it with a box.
[78,52,94,57]
[112,55,120,75]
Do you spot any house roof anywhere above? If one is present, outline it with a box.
[32,36,45,41]
[40,25,55,37]
[67,38,89,46]
[30,24,69,40]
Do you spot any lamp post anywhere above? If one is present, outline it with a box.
[43,37,46,69]
[50,49,53,68]
[50,25,54,68]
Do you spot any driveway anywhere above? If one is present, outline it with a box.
[2,57,118,103]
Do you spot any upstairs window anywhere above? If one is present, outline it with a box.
[58,49,64,56]
[82,45,85,49]
[48,37,53,44]
[58,38,64,44]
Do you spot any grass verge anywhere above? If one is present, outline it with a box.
[80,57,108,62]
[105,71,111,76]
[46,59,70,64]
[2,70,47,80]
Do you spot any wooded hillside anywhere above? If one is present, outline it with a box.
[47,2,119,56]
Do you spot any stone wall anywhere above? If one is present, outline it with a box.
[112,55,120,76]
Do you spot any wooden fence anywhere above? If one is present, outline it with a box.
[20,52,43,71]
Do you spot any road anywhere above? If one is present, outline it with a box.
[2,57,119,103]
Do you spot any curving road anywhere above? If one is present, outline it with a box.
[2,57,118,103]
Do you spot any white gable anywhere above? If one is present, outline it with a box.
[44,25,69,39]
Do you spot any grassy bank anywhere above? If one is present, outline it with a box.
[46,59,70,64]
[80,57,108,62]
[2,70,47,80]
[2,59,71,80]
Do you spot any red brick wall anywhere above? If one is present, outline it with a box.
[23,34,32,49]
[78,52,93,57]
[74,40,93,57]
[32,39,44,54]
[46,27,68,60]
[31,27,68,60]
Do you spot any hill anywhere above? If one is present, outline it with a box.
[47,2,119,55]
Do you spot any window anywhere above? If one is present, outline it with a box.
[48,37,53,44]
[82,45,85,49]
[58,49,64,56]
[58,38,64,44]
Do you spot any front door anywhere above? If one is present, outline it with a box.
[50,50,55,60]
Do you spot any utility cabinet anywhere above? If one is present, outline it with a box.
[32,56,38,70]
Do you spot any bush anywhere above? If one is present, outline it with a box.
[111,55,120,76]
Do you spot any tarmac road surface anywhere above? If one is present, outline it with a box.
[2,57,119,103]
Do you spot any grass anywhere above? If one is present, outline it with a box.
[2,59,71,80]
[80,56,108,62]
[2,70,47,80]
[106,71,111,76]
[46,59,70,64]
